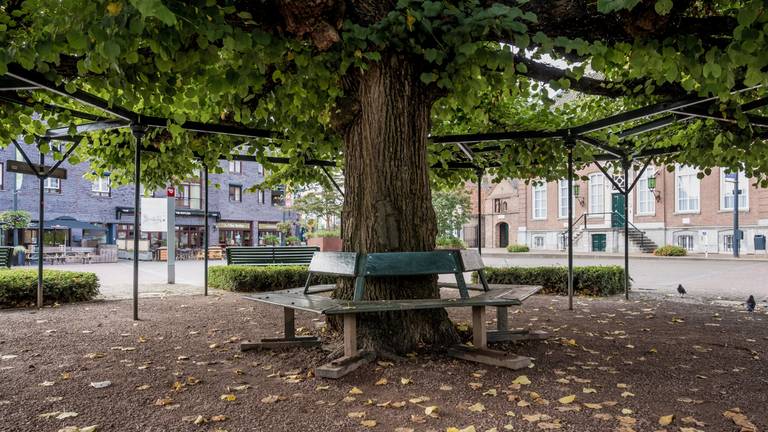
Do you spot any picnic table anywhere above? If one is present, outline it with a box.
[242,249,545,378]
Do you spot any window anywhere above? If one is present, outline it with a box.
[177,181,202,209]
[256,164,264,176]
[44,177,61,193]
[228,160,243,174]
[0,162,4,190]
[501,201,508,212]
[677,234,694,251]
[636,168,655,215]
[229,185,242,202]
[532,183,547,219]
[720,170,749,210]
[258,190,266,204]
[493,199,501,213]
[589,173,605,214]
[675,165,700,213]
[558,180,575,219]
[533,235,545,248]
[723,234,734,252]
[91,176,111,196]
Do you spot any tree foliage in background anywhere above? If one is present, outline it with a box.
[432,187,472,238]
[0,211,32,229]
[291,187,343,230]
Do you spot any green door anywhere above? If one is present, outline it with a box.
[611,193,625,228]
[591,233,607,252]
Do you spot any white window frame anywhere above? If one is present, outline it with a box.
[0,162,4,190]
[533,235,545,248]
[677,234,694,251]
[720,169,749,211]
[675,165,700,214]
[588,173,605,215]
[228,160,243,174]
[636,168,655,216]
[229,185,242,202]
[532,182,547,220]
[44,177,61,192]
[91,176,111,195]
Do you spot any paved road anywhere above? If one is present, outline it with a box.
[482,255,766,302]
[51,255,766,303]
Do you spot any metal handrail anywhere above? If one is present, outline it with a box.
[559,211,649,250]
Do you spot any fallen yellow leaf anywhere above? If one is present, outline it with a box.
[658,414,674,426]
[558,395,576,404]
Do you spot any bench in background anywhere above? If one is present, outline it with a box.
[225,246,319,266]
[243,249,543,378]
[0,247,12,268]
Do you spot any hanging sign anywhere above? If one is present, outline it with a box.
[140,197,168,232]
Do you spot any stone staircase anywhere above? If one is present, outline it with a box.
[621,228,658,253]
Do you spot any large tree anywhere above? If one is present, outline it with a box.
[2,0,768,352]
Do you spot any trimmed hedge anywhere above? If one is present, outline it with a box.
[436,236,466,249]
[506,244,530,253]
[0,269,100,308]
[209,265,337,292]
[479,266,627,297]
[654,245,687,256]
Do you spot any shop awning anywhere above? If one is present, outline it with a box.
[29,216,108,231]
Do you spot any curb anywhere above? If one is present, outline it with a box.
[481,252,768,262]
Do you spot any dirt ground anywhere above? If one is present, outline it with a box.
[0,292,765,432]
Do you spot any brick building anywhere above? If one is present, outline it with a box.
[0,143,295,250]
[464,164,768,255]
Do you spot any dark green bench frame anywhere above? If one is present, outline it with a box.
[243,249,544,378]
[0,247,12,268]
[225,246,319,266]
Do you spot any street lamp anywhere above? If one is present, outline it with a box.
[647,176,656,191]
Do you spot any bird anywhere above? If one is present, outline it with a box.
[747,295,756,312]
[677,284,686,297]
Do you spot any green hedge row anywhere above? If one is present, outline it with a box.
[209,265,337,292]
[479,266,627,297]
[0,269,100,308]
[506,244,530,253]
[653,245,688,256]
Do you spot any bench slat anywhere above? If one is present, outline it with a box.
[244,293,338,314]
[364,251,460,276]
[324,295,523,315]
[308,252,358,276]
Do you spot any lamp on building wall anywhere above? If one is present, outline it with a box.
[572,184,585,206]
[647,174,662,201]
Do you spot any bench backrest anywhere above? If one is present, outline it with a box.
[303,249,489,301]
[226,246,319,265]
[0,247,12,268]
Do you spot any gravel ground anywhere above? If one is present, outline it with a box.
[0,292,766,432]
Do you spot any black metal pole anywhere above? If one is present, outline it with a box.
[623,160,630,300]
[567,142,574,311]
[734,172,740,258]
[477,169,483,254]
[204,164,209,296]
[37,151,44,309]
[131,126,145,320]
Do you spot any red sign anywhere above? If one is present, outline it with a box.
[166,187,175,197]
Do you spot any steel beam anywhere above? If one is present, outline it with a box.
[45,119,129,138]
[0,93,109,122]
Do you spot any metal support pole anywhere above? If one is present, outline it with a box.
[623,160,630,300]
[130,126,145,321]
[204,164,209,296]
[566,142,574,311]
[734,173,740,258]
[37,151,44,309]
[477,168,483,254]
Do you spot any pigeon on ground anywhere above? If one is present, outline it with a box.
[747,295,756,312]
[677,284,686,297]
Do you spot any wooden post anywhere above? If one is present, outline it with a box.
[496,306,508,332]
[472,306,487,349]
[343,314,357,357]
[283,307,296,339]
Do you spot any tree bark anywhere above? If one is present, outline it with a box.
[334,54,459,354]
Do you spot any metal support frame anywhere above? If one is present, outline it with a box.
[130,125,146,320]
[734,173,740,258]
[204,164,210,295]
[476,168,483,255]
[566,138,575,311]
[622,159,630,300]
[37,150,44,309]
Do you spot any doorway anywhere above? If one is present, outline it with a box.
[497,222,509,248]
[611,193,625,228]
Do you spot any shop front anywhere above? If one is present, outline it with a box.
[257,221,280,245]
[218,221,252,246]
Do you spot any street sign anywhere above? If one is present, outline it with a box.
[166,186,175,197]
[6,160,67,179]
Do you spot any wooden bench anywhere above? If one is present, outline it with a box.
[0,247,12,268]
[225,246,319,266]
[243,249,543,378]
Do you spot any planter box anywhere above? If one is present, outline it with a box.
[308,237,342,252]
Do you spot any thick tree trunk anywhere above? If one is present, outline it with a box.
[334,54,459,354]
